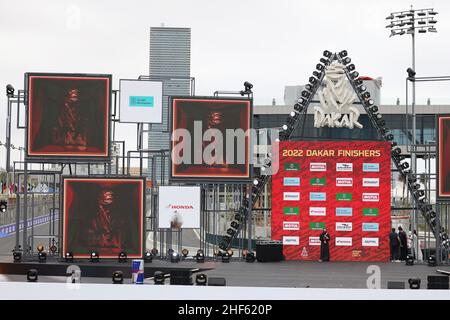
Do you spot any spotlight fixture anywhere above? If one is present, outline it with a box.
[227,249,234,257]
[323,50,332,58]
[195,251,205,263]
[230,221,239,229]
[408,278,421,289]
[309,76,318,85]
[245,251,256,263]
[38,251,47,263]
[369,105,379,113]
[385,134,394,141]
[316,64,325,71]
[312,71,323,79]
[144,251,153,263]
[170,252,180,263]
[154,271,165,285]
[0,200,7,213]
[27,269,38,282]
[301,90,311,98]
[6,84,14,97]
[242,249,249,258]
[405,255,414,266]
[214,249,222,257]
[90,251,99,263]
[427,255,437,267]
[339,50,348,58]
[151,248,158,256]
[195,273,207,286]
[118,252,127,263]
[362,92,371,99]
[226,228,236,237]
[221,252,231,263]
[65,252,74,262]
[319,57,329,65]
[349,71,359,79]
[13,251,22,262]
[342,57,351,65]
[181,248,189,258]
[37,245,44,253]
[294,103,304,112]
[112,271,124,284]
[407,67,416,78]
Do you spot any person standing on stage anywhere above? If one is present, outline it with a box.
[389,228,400,262]
[398,226,408,261]
[319,228,330,262]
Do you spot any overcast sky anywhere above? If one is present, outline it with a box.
[0,0,449,169]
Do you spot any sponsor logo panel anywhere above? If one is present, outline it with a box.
[363,163,380,172]
[310,162,327,172]
[362,193,379,202]
[363,208,379,217]
[336,177,353,187]
[336,207,353,216]
[336,222,353,232]
[283,177,300,186]
[336,193,352,201]
[362,223,379,232]
[284,163,300,171]
[310,192,327,201]
[310,177,326,186]
[336,237,353,246]
[336,163,353,172]
[283,192,300,201]
[283,221,300,231]
[362,238,379,247]
[283,207,299,215]
[309,236,321,246]
[310,222,326,230]
[283,236,299,245]
[309,207,326,216]
[363,178,380,187]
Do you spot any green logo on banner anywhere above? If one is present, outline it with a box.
[363,208,379,216]
[336,193,352,201]
[310,177,326,186]
[284,163,300,171]
[310,222,326,230]
[283,207,299,215]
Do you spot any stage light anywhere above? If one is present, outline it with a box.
[230,221,240,229]
[313,71,323,79]
[405,255,415,266]
[369,106,378,113]
[376,119,386,127]
[429,19,437,24]
[214,249,222,257]
[245,251,256,263]
[358,85,367,93]
[242,249,249,258]
[415,190,425,198]
[227,249,234,257]
[13,251,22,262]
[349,71,359,79]
[37,245,44,253]
[407,67,416,78]
[195,273,207,285]
[65,252,74,262]
[27,269,38,282]
[6,84,14,97]
[342,57,351,65]
[428,10,438,16]
[418,29,426,33]
[0,200,7,213]
[112,271,123,284]
[323,50,332,58]
[221,252,231,263]
[167,248,174,257]
[428,27,437,33]
[354,79,363,86]
[118,252,127,263]
[362,92,371,99]
[294,103,304,112]
[379,127,389,135]
[38,251,47,263]
[243,81,253,90]
[144,251,153,262]
[408,278,421,289]
[181,248,189,258]
[305,84,313,92]
[428,255,437,267]
[412,183,421,190]
[301,90,311,98]
[339,50,348,58]
[309,76,318,85]
[316,64,325,71]
[385,134,394,141]
[90,251,99,263]
[195,251,205,263]
[154,271,165,285]
[151,248,158,256]
[400,162,410,170]
[346,64,355,72]
[226,228,236,237]
[170,252,180,263]
[367,99,375,106]
[319,58,329,65]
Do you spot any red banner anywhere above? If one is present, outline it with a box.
[271,140,391,261]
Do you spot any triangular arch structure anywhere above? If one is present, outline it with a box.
[219,50,448,252]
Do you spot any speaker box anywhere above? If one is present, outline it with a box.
[427,275,449,289]
[208,277,226,286]
[256,240,283,262]
[387,281,405,289]
[170,270,192,285]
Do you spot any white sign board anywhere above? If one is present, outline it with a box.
[158,186,201,229]
[119,79,163,123]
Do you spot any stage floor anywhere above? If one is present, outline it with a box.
[0,256,449,289]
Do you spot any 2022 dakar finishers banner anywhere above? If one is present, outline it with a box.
[271,140,391,261]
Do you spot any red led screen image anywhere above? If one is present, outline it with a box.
[62,177,144,258]
[171,97,251,181]
[438,115,450,200]
[26,73,111,159]
[271,140,391,262]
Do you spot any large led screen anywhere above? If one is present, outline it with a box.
[170,97,252,182]
[438,115,450,200]
[26,73,111,160]
[62,177,144,258]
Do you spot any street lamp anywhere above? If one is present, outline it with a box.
[386,5,438,262]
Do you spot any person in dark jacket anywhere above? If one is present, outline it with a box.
[389,228,400,261]
[319,228,330,262]
[398,226,408,261]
